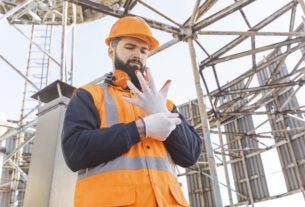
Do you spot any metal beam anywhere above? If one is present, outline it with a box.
[0,0,34,22]
[0,120,37,142]
[3,136,35,164]
[206,37,305,66]
[137,0,181,27]
[213,79,305,96]
[218,110,305,116]
[61,1,68,81]
[187,38,223,207]
[216,120,234,207]
[207,41,305,98]
[199,1,297,69]
[189,0,201,27]
[193,0,256,31]
[149,37,180,57]
[297,0,305,14]
[7,160,27,181]
[12,25,61,67]
[0,54,39,91]
[65,0,182,35]
[198,30,305,37]
[183,0,218,26]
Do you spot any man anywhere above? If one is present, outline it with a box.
[62,16,201,207]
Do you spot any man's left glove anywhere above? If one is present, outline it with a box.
[142,112,181,141]
[122,68,171,115]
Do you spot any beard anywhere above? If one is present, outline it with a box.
[114,53,145,90]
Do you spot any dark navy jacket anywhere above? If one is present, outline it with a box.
[61,88,202,172]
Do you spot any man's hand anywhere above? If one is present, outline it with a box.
[122,68,171,115]
[141,112,181,141]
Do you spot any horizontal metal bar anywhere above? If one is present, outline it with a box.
[206,37,305,66]
[210,130,272,139]
[199,30,305,37]
[207,41,305,97]
[218,130,305,167]
[218,110,305,116]
[213,79,305,96]
[65,0,182,35]
[0,119,37,142]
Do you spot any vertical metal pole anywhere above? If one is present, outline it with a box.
[45,24,54,86]
[217,120,234,207]
[188,100,205,206]
[187,38,223,207]
[250,35,256,72]
[71,3,77,85]
[61,1,68,82]
[0,147,5,181]
[46,14,56,86]
[297,0,305,14]
[20,24,35,123]
[10,24,35,207]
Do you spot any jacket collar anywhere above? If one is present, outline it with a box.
[111,70,130,90]
[110,69,149,91]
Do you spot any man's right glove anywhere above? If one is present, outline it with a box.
[122,68,171,115]
[142,112,181,141]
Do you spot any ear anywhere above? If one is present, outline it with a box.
[108,46,114,59]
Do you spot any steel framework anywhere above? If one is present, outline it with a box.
[1,0,305,206]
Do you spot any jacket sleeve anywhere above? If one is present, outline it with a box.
[164,105,202,168]
[61,89,140,172]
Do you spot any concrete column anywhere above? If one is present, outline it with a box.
[24,81,76,207]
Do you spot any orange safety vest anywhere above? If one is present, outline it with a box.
[74,71,189,207]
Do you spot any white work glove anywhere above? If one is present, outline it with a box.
[142,112,182,141]
[122,68,171,115]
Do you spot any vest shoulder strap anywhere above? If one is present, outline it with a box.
[80,84,104,113]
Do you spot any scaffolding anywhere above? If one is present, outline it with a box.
[1,0,305,206]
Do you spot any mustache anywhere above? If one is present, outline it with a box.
[127,59,143,69]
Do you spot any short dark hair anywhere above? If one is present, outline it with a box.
[110,37,122,48]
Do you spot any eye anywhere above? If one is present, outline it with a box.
[141,49,148,55]
[125,46,134,50]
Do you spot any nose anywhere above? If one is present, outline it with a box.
[132,48,143,59]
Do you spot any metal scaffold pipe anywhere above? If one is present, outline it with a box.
[187,38,223,207]
[217,120,234,207]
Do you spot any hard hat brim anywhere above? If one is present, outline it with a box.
[105,34,159,51]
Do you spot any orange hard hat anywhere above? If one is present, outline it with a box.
[105,16,159,51]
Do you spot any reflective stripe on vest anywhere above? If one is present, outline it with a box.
[77,82,176,180]
[78,156,176,179]
[101,83,118,127]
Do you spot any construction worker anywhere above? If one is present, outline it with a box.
[61,16,202,207]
